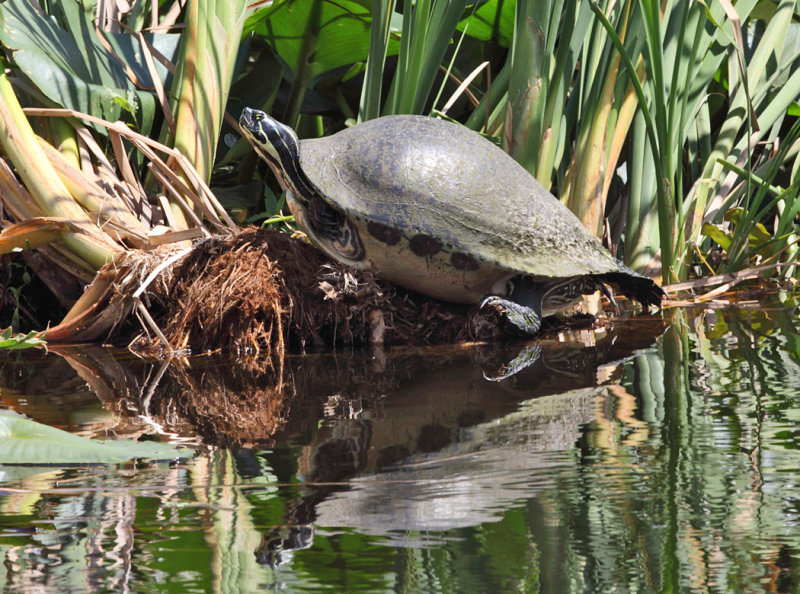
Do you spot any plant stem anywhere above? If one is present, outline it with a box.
[0,71,121,270]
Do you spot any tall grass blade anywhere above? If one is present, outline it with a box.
[359,0,396,121]
[505,0,548,174]
[168,0,250,181]
[384,0,468,116]
[589,1,675,281]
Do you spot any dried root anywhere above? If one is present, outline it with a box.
[141,228,499,353]
[49,227,500,354]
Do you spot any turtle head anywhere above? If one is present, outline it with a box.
[239,107,366,264]
[239,107,300,183]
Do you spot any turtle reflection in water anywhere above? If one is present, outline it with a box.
[239,108,665,334]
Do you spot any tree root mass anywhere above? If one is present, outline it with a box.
[152,228,501,354]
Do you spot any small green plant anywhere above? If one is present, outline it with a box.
[245,185,295,232]
[0,327,45,350]
[1,253,35,331]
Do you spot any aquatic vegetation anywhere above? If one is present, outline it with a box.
[0,409,192,464]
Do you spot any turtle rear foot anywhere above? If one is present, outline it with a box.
[481,296,542,335]
[595,270,666,308]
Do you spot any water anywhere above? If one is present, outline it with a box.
[1,306,800,592]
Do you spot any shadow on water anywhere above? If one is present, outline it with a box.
[2,301,800,591]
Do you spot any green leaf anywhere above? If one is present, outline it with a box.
[701,222,733,250]
[0,328,45,351]
[0,411,193,464]
[0,0,181,135]
[245,0,396,81]
[723,207,773,247]
[457,0,515,46]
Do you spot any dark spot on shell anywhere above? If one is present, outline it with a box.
[367,221,402,246]
[409,234,442,257]
[450,252,479,271]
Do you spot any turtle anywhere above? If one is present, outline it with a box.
[238,107,665,334]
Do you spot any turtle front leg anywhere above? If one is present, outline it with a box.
[480,296,542,335]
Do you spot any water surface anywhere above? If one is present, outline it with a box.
[1,306,800,592]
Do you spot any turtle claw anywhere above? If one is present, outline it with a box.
[481,295,542,335]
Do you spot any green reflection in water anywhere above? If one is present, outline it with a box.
[0,308,800,592]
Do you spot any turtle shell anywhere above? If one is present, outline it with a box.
[298,115,626,304]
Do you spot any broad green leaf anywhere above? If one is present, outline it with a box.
[245,0,398,81]
[0,410,193,464]
[0,0,180,135]
[457,0,515,46]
